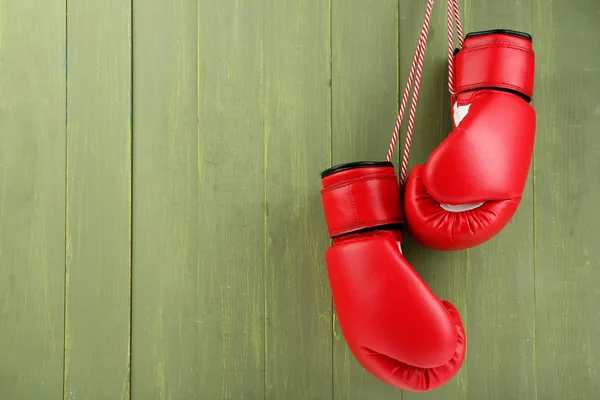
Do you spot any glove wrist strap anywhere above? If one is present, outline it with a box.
[455,32,535,100]
[320,163,403,238]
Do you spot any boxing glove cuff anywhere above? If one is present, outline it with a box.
[320,162,403,238]
[455,29,535,100]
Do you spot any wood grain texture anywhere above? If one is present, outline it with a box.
[0,0,66,397]
[534,0,600,398]
[331,1,400,398]
[64,0,132,398]
[196,1,265,398]
[0,1,599,399]
[264,0,332,398]
[398,1,469,399]
[459,1,537,399]
[132,0,265,398]
[131,0,201,398]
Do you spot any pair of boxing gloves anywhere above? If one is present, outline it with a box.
[319,30,536,391]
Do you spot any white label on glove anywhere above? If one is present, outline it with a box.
[453,103,471,126]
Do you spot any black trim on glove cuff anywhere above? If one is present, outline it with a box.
[321,161,394,178]
[465,29,532,42]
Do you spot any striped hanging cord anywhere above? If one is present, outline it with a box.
[447,0,463,95]
[385,0,435,188]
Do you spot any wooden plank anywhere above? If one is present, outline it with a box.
[263,0,332,398]
[130,0,198,397]
[456,1,537,399]
[0,0,66,397]
[64,0,132,398]
[399,1,468,399]
[534,0,600,398]
[131,0,265,398]
[196,1,265,397]
[331,1,401,398]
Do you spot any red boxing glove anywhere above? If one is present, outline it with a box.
[320,161,466,392]
[404,29,536,250]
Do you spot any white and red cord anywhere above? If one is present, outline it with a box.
[386,0,463,188]
[447,0,463,95]
[385,0,434,179]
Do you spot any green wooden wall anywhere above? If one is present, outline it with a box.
[0,0,598,398]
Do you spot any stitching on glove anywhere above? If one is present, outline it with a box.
[330,219,404,237]
[459,42,534,56]
[322,174,398,193]
[459,82,530,93]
